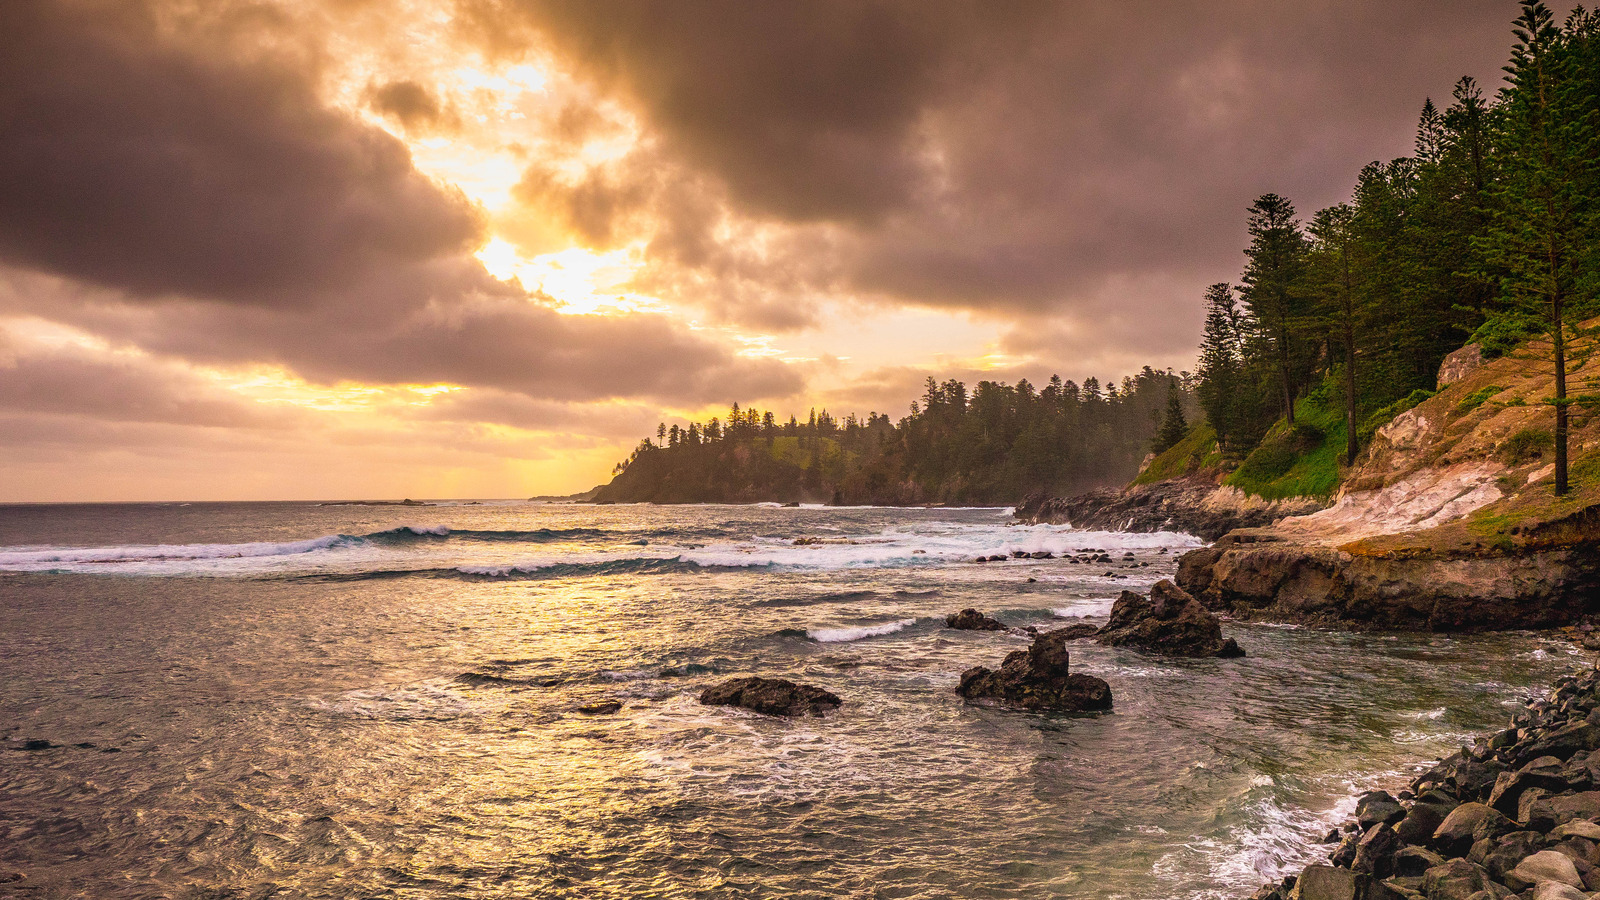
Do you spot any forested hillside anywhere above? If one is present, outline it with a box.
[594,370,1194,505]
[1185,0,1600,499]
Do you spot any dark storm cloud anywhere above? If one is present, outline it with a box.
[485,0,1557,356]
[0,0,803,408]
[0,0,483,307]
[485,0,1051,224]
[0,266,802,405]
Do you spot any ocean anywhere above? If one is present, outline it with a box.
[0,501,1577,899]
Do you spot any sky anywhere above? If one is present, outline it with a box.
[0,0,1567,501]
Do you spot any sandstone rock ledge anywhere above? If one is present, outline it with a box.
[1242,668,1600,900]
[1178,530,1598,632]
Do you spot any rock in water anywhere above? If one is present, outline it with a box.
[956,628,1112,712]
[1094,580,1246,658]
[698,676,842,717]
[945,608,1005,631]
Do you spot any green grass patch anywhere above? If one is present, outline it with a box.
[1454,385,1504,416]
[1223,389,1345,500]
[1132,422,1217,486]
[1499,427,1554,465]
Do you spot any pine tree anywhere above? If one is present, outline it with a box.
[1152,381,1189,453]
[1308,204,1363,464]
[1239,194,1311,424]
[1476,1,1600,494]
[1196,283,1243,449]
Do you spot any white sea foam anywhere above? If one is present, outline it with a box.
[0,534,348,570]
[0,514,1199,579]
[807,619,915,642]
[1052,597,1120,618]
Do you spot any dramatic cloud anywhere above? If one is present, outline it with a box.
[485,0,1556,340]
[0,0,801,412]
[1,0,1573,498]
[0,0,483,306]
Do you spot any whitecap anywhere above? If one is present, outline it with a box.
[807,619,915,643]
[0,534,348,571]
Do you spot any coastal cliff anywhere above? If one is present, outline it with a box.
[1177,336,1600,631]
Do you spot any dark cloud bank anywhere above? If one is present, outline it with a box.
[0,0,1566,443]
[0,0,797,414]
[486,0,1552,355]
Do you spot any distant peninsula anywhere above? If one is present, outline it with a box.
[592,370,1195,506]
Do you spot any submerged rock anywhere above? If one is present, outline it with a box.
[945,608,1004,631]
[1093,580,1245,658]
[698,676,842,717]
[577,700,623,715]
[956,628,1112,712]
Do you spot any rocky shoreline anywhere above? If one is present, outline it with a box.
[1176,530,1600,632]
[1015,479,1324,542]
[1245,664,1600,900]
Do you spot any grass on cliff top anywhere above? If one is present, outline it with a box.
[1132,422,1219,486]
[1223,387,1346,501]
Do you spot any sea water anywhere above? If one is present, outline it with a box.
[0,502,1578,898]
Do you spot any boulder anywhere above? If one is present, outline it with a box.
[1396,798,1457,845]
[1288,865,1357,900]
[1094,580,1246,658]
[1487,765,1567,817]
[1356,791,1406,830]
[1433,803,1497,855]
[1482,830,1544,881]
[1529,882,1589,900]
[1393,846,1446,877]
[1048,622,1101,640]
[1437,343,1484,387]
[698,677,842,717]
[957,628,1112,712]
[1553,820,1600,842]
[1525,791,1600,832]
[1352,823,1400,878]
[1506,850,1584,893]
[1421,859,1493,900]
[1523,722,1600,763]
[945,608,1004,631]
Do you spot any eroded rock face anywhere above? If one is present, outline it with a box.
[1437,342,1484,387]
[1094,580,1244,657]
[698,677,842,717]
[956,628,1112,712]
[1176,532,1596,631]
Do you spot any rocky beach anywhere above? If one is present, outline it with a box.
[1240,665,1600,900]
